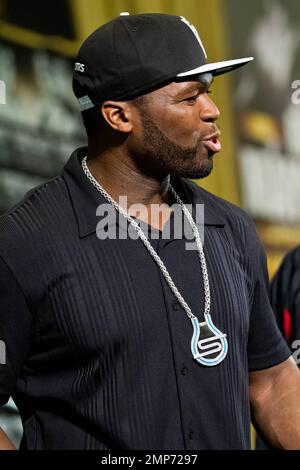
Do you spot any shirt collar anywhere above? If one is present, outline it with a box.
[62,147,226,238]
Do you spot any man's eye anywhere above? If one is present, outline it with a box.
[185,89,212,103]
[185,95,198,103]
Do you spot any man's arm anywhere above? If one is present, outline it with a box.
[249,356,300,449]
[0,427,16,450]
[0,255,34,452]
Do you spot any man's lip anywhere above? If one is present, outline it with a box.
[202,132,222,153]
[203,131,221,141]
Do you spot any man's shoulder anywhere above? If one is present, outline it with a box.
[182,178,254,227]
[0,175,70,242]
[181,177,262,255]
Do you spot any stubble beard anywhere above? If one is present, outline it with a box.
[139,112,214,179]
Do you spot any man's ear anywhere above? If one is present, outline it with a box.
[100,101,133,133]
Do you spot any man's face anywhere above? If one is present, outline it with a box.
[130,76,221,179]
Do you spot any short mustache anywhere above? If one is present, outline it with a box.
[202,125,221,142]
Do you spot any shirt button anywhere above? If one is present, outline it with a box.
[189,431,194,440]
[172,302,179,311]
[181,366,188,375]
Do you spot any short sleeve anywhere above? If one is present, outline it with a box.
[246,227,291,371]
[0,256,33,406]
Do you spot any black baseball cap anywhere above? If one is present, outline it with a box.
[73,12,253,111]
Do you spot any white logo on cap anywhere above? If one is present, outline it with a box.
[75,62,85,73]
[180,16,207,59]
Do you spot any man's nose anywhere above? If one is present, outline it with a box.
[199,95,220,122]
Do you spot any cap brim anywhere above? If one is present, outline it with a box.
[176,57,254,77]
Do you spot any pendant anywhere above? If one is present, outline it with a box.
[191,315,228,366]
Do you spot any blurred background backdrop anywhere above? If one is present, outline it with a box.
[0,0,300,449]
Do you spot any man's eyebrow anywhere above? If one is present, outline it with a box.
[173,80,212,99]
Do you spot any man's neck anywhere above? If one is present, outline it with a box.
[86,149,171,208]
[86,149,173,231]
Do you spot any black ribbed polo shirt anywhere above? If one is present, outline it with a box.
[0,147,290,449]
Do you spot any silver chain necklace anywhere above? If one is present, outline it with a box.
[82,156,228,366]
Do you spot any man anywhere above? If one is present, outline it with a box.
[270,246,300,350]
[256,245,300,449]
[0,13,299,450]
